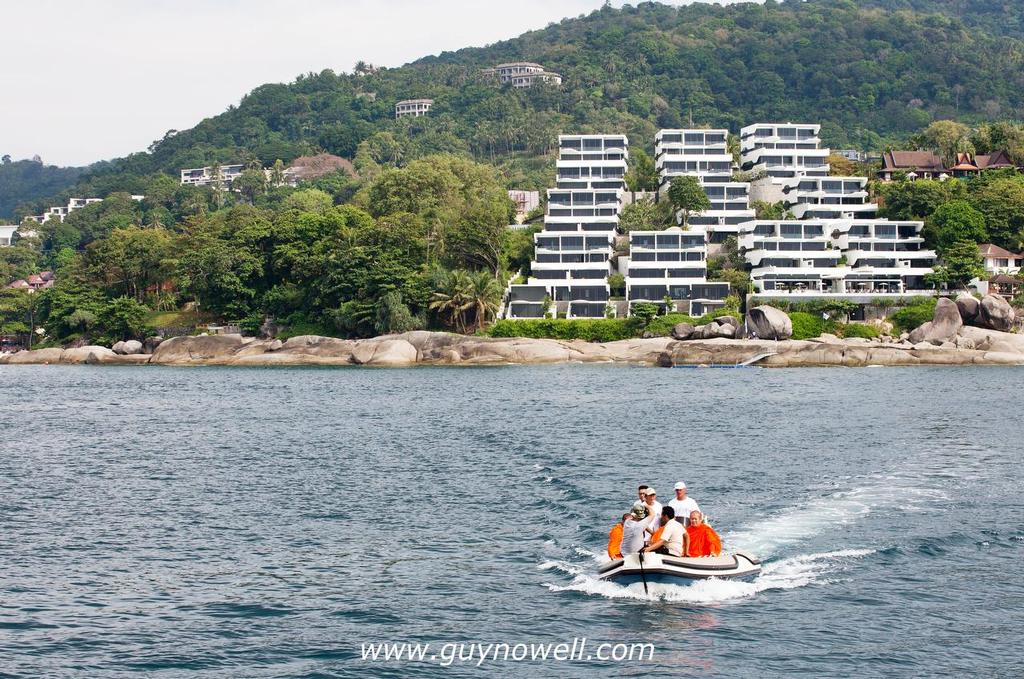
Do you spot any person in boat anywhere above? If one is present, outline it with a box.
[642,506,688,557]
[686,510,722,557]
[619,504,652,555]
[667,481,701,527]
[641,488,663,536]
[637,484,650,502]
[607,513,629,560]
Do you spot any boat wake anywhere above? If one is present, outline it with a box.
[540,548,875,604]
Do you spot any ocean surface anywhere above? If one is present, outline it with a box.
[1,364,1022,678]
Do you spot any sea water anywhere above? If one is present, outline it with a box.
[0,364,1021,677]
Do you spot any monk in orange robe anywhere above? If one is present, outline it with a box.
[685,510,722,557]
[607,513,629,559]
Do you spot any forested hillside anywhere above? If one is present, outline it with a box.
[0,159,87,219]
[8,0,1024,217]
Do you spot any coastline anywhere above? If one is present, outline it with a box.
[3,327,1024,368]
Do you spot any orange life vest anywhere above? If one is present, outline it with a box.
[686,523,722,557]
[607,523,624,559]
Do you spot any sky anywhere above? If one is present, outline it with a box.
[0,0,741,167]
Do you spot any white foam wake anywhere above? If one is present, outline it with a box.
[724,481,947,559]
[542,548,875,605]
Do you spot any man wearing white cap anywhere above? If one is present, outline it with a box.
[668,482,701,527]
[641,488,663,535]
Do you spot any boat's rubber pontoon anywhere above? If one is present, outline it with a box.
[598,551,761,585]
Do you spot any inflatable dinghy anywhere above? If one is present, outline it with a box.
[599,551,761,585]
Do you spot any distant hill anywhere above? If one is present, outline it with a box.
[8,0,1024,214]
[0,159,87,220]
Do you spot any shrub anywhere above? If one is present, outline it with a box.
[646,313,698,336]
[486,318,636,343]
[837,323,881,339]
[890,299,937,334]
[789,311,826,340]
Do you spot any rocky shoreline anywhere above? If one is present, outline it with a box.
[3,326,1024,369]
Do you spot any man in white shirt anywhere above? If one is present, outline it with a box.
[667,481,701,527]
[620,503,652,555]
[641,488,663,534]
[643,507,688,557]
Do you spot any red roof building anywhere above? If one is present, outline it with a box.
[880,150,1018,181]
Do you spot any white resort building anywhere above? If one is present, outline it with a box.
[394,99,434,118]
[505,134,628,319]
[622,228,731,316]
[180,164,245,187]
[733,122,936,304]
[654,128,754,248]
[26,196,144,224]
[482,62,562,88]
[740,219,936,297]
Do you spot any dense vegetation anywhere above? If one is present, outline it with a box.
[0,158,88,219]
[0,156,520,346]
[8,0,1024,217]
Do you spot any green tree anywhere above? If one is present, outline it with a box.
[625,149,658,192]
[935,241,986,288]
[969,177,1024,251]
[916,120,974,165]
[373,290,422,335]
[430,269,473,333]
[466,271,503,333]
[630,301,659,328]
[83,225,176,301]
[667,176,710,229]
[930,201,988,252]
[618,198,672,232]
[98,296,151,341]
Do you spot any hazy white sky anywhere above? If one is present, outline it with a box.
[0,1,740,167]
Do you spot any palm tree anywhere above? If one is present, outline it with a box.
[467,271,503,333]
[430,270,473,333]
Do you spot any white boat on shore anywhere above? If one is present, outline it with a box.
[598,551,761,586]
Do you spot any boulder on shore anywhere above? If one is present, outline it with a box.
[956,294,980,325]
[979,294,1015,332]
[111,341,127,355]
[143,336,164,354]
[746,305,792,340]
[671,322,695,340]
[150,334,245,364]
[909,297,962,344]
[121,340,144,355]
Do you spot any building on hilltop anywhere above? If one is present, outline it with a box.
[181,164,246,187]
[482,62,562,88]
[655,128,754,250]
[878,150,1016,181]
[26,196,143,224]
[395,98,434,118]
[505,134,628,319]
[6,270,54,293]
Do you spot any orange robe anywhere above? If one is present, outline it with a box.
[649,523,666,546]
[607,523,624,559]
[686,524,722,557]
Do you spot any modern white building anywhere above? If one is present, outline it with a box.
[25,196,143,224]
[739,123,830,178]
[483,62,562,87]
[395,98,434,118]
[506,134,628,319]
[180,164,245,187]
[740,219,936,297]
[0,225,18,246]
[654,129,754,249]
[622,227,731,316]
